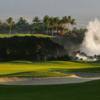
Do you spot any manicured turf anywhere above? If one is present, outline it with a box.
[0,61,100,76]
[0,71,67,77]
[0,33,53,38]
[0,61,100,100]
[0,80,100,100]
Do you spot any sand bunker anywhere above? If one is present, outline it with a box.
[67,74,80,78]
[0,74,100,85]
[0,77,26,83]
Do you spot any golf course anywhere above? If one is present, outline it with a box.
[1,0,100,99]
[0,80,100,100]
[0,61,100,100]
[0,61,100,76]
[0,34,99,99]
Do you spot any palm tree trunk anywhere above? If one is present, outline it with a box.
[9,25,12,34]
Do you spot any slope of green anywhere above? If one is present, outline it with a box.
[0,80,100,100]
[0,71,67,77]
[0,61,100,76]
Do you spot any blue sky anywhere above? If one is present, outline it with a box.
[0,0,100,27]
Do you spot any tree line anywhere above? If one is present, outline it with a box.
[0,16,76,35]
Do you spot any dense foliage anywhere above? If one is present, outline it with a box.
[0,36,69,61]
[0,16,86,61]
[0,16,76,35]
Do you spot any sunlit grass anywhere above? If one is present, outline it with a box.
[0,61,100,76]
[0,33,53,38]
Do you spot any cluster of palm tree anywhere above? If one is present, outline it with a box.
[0,16,76,35]
[43,15,76,35]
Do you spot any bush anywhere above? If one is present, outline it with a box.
[0,36,66,61]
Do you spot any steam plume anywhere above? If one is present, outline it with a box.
[81,19,100,56]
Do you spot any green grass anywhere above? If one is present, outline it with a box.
[0,71,67,77]
[0,61,100,100]
[0,33,53,38]
[0,61,100,77]
[0,80,100,100]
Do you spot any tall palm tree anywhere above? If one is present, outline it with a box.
[62,16,69,32]
[67,16,76,30]
[33,16,40,23]
[43,15,50,33]
[6,17,15,34]
[32,16,41,33]
[16,17,29,33]
[49,17,55,36]
[0,20,2,31]
[57,16,69,35]
[53,17,59,34]
[62,16,68,24]
[57,19,64,35]
[70,18,76,30]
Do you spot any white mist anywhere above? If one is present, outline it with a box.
[81,19,100,56]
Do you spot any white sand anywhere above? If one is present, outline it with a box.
[0,75,100,85]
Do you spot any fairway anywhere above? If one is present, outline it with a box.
[0,61,100,76]
[0,80,100,100]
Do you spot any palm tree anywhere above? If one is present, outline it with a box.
[49,17,55,36]
[6,17,15,34]
[62,16,69,33]
[0,20,2,31]
[32,16,41,33]
[67,16,76,30]
[33,16,40,23]
[16,17,29,33]
[43,15,50,33]
[43,16,56,35]
[57,19,64,35]
[70,18,76,30]
[53,17,59,34]
[57,16,68,35]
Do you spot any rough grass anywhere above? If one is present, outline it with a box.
[0,80,100,100]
